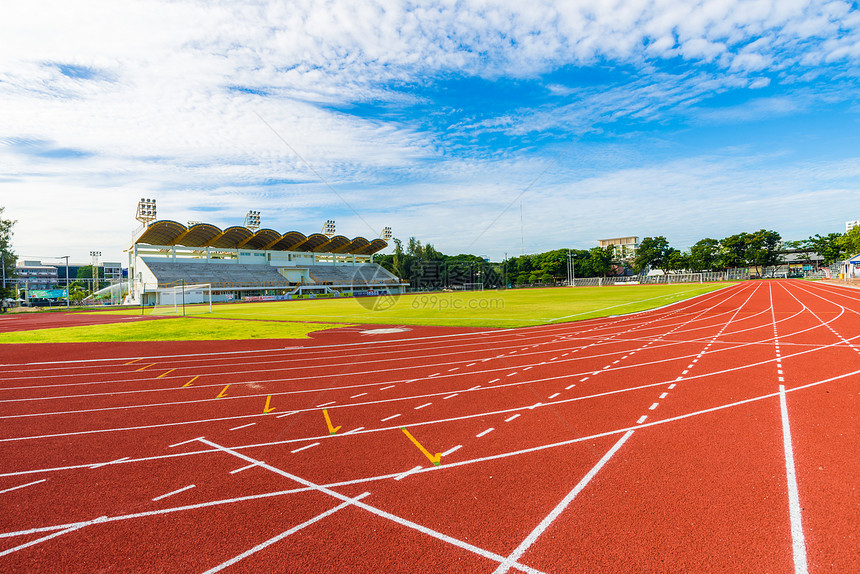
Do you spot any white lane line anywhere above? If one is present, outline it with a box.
[476,428,494,438]
[0,515,108,558]
[507,372,518,376]
[202,493,371,573]
[580,377,589,382]
[505,414,520,423]
[198,439,543,572]
[468,385,482,391]
[493,430,634,574]
[779,384,809,574]
[414,403,432,410]
[443,394,458,400]
[229,423,256,431]
[379,385,395,391]
[659,392,668,399]
[276,411,299,419]
[636,415,648,424]
[429,373,440,377]
[394,466,423,481]
[152,484,195,502]
[565,384,576,390]
[380,414,401,422]
[0,479,46,495]
[290,443,320,454]
[351,393,368,398]
[89,457,130,469]
[668,383,676,390]
[612,360,620,364]
[681,370,689,375]
[316,401,336,408]
[230,463,257,475]
[442,445,463,456]
[343,427,365,435]
[549,393,560,399]
[467,363,476,367]
[523,367,532,371]
[648,403,659,410]
[779,376,785,382]
[448,368,459,372]
[489,379,500,384]
[168,436,205,448]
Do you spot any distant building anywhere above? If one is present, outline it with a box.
[16,261,59,290]
[598,236,638,259]
[847,220,860,232]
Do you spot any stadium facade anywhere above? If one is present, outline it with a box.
[126,215,406,305]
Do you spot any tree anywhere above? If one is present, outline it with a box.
[664,248,689,272]
[838,228,860,258]
[745,229,782,276]
[808,233,845,266]
[688,238,721,272]
[588,246,614,277]
[633,236,671,274]
[0,207,16,299]
[720,232,751,269]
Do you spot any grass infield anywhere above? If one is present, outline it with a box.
[0,283,733,343]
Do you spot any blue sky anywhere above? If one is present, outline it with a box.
[2,0,860,263]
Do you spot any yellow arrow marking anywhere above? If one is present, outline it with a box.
[135,363,155,372]
[157,368,176,379]
[216,385,230,398]
[323,409,341,435]
[182,376,198,388]
[124,358,143,365]
[263,395,276,413]
[401,427,442,466]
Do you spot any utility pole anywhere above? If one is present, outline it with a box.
[63,255,70,308]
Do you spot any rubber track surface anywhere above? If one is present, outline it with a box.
[0,280,856,573]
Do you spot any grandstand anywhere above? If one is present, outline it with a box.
[125,203,405,305]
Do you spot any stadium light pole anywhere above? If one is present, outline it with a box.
[63,255,69,308]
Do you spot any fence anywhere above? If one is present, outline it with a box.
[568,269,746,288]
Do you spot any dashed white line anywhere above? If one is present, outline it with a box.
[505,414,520,422]
[316,401,336,408]
[467,363,476,367]
[442,445,463,456]
[89,457,130,469]
[344,427,365,435]
[476,428,494,438]
[290,443,320,454]
[649,403,659,410]
[565,384,576,390]
[230,463,257,475]
[276,411,299,419]
[507,372,518,377]
[636,415,648,424]
[489,379,500,384]
[549,393,560,399]
[659,392,668,399]
[380,414,401,422]
[152,484,195,502]
[394,466,423,481]
[351,393,368,398]
[443,394,458,400]
[668,383,676,390]
[414,403,432,410]
[378,385,395,391]
[580,377,589,382]
[0,479,46,495]
[229,423,256,432]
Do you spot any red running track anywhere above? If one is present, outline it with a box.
[0,280,857,573]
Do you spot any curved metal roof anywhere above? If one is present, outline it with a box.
[134,221,387,255]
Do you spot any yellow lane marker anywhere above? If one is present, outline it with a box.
[323,409,341,435]
[124,358,143,365]
[156,369,176,379]
[216,385,230,398]
[401,427,442,466]
[182,376,199,388]
[135,363,156,372]
[263,395,276,413]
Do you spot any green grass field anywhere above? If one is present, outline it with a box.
[0,283,733,344]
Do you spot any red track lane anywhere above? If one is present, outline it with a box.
[0,280,857,573]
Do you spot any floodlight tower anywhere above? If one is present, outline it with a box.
[135,198,157,225]
[380,226,392,241]
[244,210,261,231]
[323,219,336,237]
[90,251,101,295]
